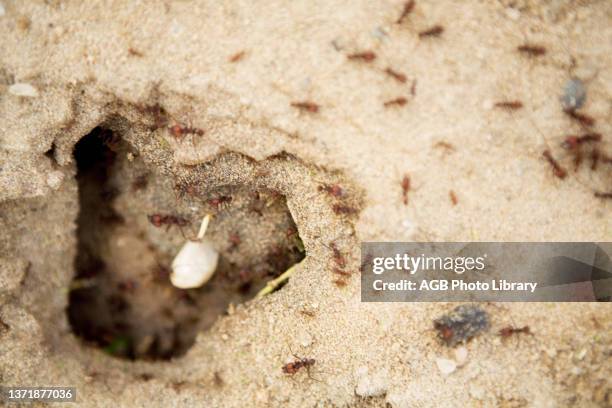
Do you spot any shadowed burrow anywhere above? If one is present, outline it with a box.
[67,127,309,360]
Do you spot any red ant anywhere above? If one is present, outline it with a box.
[333,268,352,278]
[384,97,408,107]
[542,150,567,179]
[594,192,612,199]
[347,51,377,62]
[148,214,190,231]
[449,190,458,205]
[318,183,344,197]
[168,124,205,142]
[228,233,241,250]
[401,174,411,205]
[208,195,232,209]
[328,242,347,268]
[229,51,246,63]
[282,354,316,377]
[291,101,320,113]
[499,325,532,338]
[419,25,444,38]
[563,109,595,127]
[332,204,358,215]
[396,0,415,24]
[385,67,407,83]
[517,44,546,56]
[561,133,602,149]
[494,101,523,110]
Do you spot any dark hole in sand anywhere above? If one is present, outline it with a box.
[67,127,305,360]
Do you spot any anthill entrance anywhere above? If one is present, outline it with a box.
[67,127,305,360]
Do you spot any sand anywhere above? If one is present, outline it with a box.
[0,0,611,406]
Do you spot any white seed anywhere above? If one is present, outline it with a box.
[8,83,38,97]
[170,215,219,289]
[436,357,457,375]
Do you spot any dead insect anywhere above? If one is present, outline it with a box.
[168,124,205,141]
[384,97,408,107]
[449,190,458,205]
[419,25,444,38]
[332,204,358,215]
[385,67,407,83]
[563,109,595,127]
[291,101,320,113]
[208,195,233,209]
[318,184,344,197]
[396,0,416,24]
[499,325,532,338]
[561,133,602,149]
[494,101,523,110]
[282,355,316,376]
[517,44,547,56]
[229,51,246,63]
[542,150,567,179]
[594,191,612,199]
[347,51,377,62]
[401,174,411,205]
[148,214,190,230]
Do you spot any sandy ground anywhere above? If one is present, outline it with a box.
[0,0,611,407]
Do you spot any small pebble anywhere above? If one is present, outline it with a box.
[434,304,490,347]
[505,8,520,20]
[561,78,586,110]
[454,346,468,366]
[8,83,38,97]
[46,170,64,190]
[436,357,457,375]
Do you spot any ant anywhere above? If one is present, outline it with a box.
[148,214,190,231]
[419,25,444,38]
[494,101,523,110]
[517,44,547,56]
[228,51,246,63]
[328,242,347,268]
[208,195,232,209]
[347,51,377,62]
[499,325,532,338]
[396,0,415,24]
[561,133,602,149]
[449,190,458,205]
[563,109,595,128]
[401,174,411,205]
[333,278,348,287]
[594,192,612,199]
[333,267,352,277]
[318,183,344,197]
[384,97,408,107]
[168,124,205,142]
[542,150,567,179]
[332,204,358,215]
[228,233,241,250]
[282,354,317,378]
[291,101,320,113]
[385,67,407,83]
